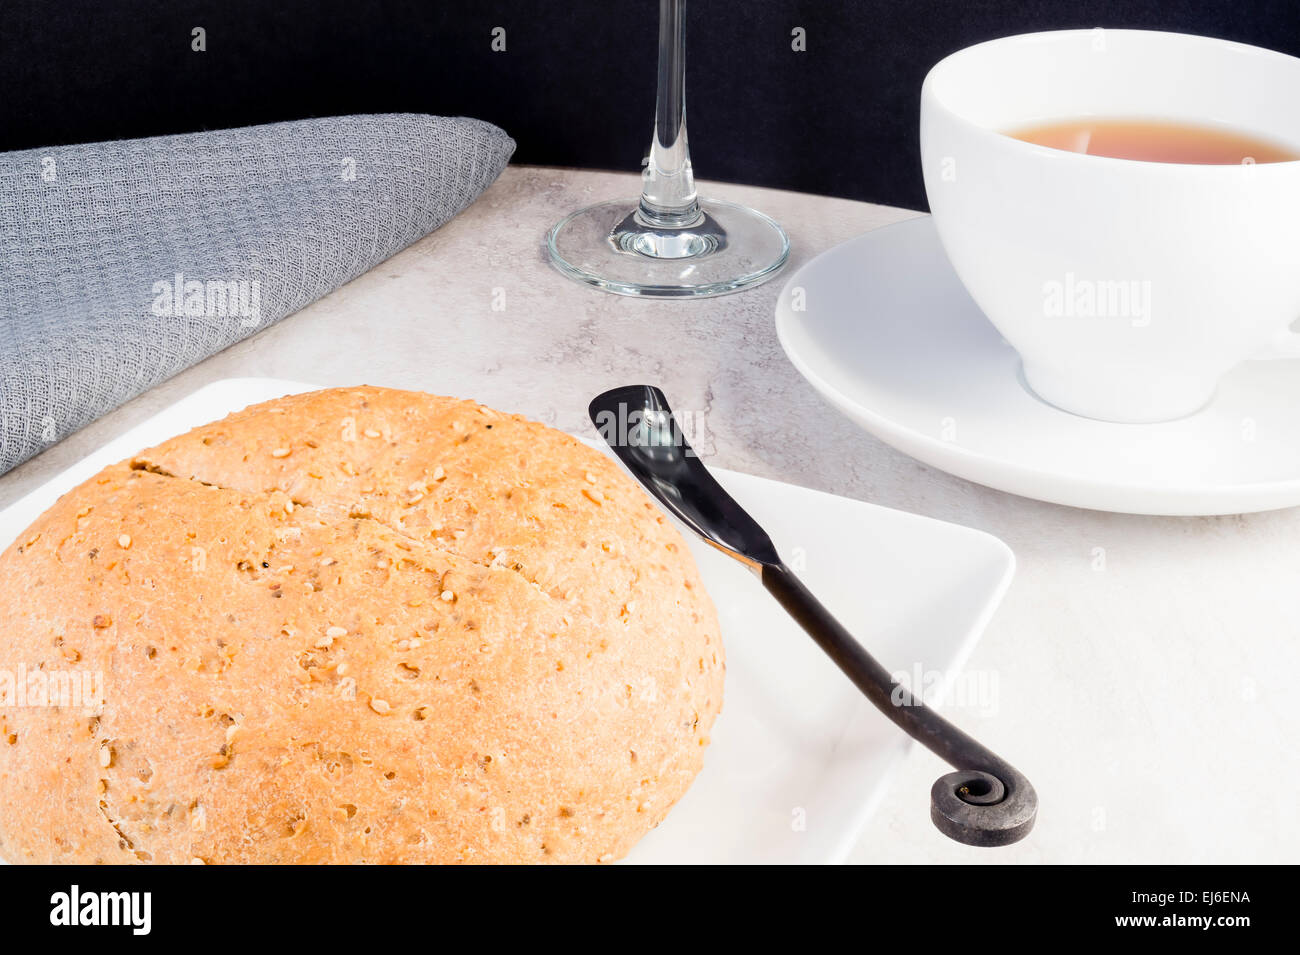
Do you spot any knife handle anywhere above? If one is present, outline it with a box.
[761,561,1037,847]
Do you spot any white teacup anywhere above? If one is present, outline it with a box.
[920,29,1300,423]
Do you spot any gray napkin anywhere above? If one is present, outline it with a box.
[0,113,515,475]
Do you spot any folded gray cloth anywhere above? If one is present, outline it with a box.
[0,113,514,475]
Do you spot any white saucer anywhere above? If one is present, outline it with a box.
[776,215,1300,516]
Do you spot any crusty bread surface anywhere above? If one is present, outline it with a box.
[0,386,723,864]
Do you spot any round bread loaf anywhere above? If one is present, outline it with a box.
[0,386,723,864]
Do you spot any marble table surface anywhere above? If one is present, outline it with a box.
[4,165,1295,864]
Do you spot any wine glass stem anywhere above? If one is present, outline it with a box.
[639,0,702,228]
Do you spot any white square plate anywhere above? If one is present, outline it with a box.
[0,378,1015,864]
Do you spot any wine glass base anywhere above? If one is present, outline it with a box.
[546,197,790,298]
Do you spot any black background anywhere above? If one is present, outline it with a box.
[8,865,1273,938]
[3,1,1299,210]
